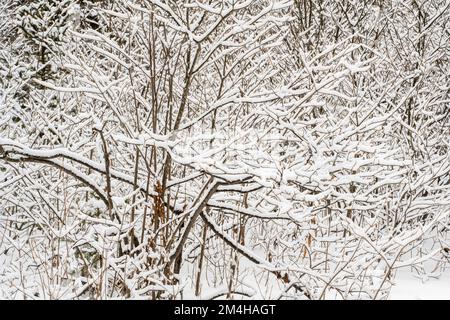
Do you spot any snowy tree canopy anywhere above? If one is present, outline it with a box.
[0,0,448,299]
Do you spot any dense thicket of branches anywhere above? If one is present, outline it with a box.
[0,0,448,299]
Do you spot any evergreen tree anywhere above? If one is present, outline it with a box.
[16,0,74,81]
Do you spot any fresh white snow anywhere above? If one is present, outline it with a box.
[390,268,450,300]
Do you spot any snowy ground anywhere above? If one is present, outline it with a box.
[389,267,450,300]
